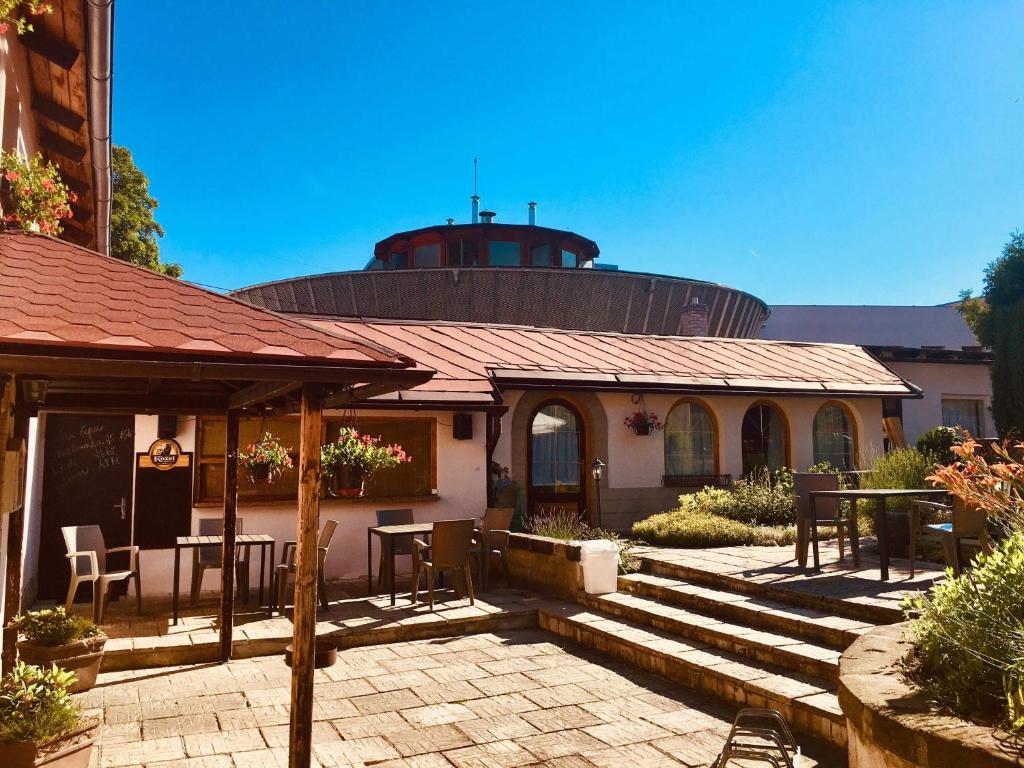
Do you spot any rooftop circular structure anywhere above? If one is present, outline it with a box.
[231,223,770,338]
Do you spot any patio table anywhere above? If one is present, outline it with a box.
[807,488,948,580]
[172,533,275,625]
[367,521,483,606]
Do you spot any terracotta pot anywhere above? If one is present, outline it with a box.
[326,465,365,498]
[16,634,107,693]
[284,640,337,669]
[0,720,98,768]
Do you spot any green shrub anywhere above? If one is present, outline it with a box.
[916,426,961,465]
[12,607,97,647]
[632,507,797,548]
[673,468,795,528]
[905,533,1024,728]
[856,447,934,532]
[0,662,81,744]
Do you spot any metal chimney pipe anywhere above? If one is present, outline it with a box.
[528,201,537,226]
[479,210,496,224]
[471,195,480,223]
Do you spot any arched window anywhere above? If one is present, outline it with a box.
[813,403,856,471]
[665,400,716,477]
[741,403,788,475]
[529,402,583,495]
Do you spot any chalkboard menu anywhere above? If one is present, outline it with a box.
[38,414,135,600]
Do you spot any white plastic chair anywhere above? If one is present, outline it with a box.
[62,525,141,624]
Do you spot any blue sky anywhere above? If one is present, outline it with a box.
[113,2,1023,304]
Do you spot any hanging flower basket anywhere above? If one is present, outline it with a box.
[321,428,410,499]
[239,433,293,485]
[624,410,662,436]
[0,150,75,235]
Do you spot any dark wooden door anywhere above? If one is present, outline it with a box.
[527,400,585,519]
[38,414,135,601]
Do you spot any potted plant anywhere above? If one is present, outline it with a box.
[0,661,98,768]
[0,151,75,235]
[321,428,409,498]
[239,432,293,484]
[0,2,54,36]
[12,608,105,694]
[624,410,662,436]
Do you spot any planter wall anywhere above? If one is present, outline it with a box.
[839,622,1024,768]
[17,634,107,693]
[505,533,583,602]
[0,720,97,768]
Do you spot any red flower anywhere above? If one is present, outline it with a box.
[68,191,78,203]
[0,23,9,34]
[40,178,54,192]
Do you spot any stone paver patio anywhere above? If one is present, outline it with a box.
[78,629,844,767]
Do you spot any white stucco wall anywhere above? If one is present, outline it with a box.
[888,361,993,443]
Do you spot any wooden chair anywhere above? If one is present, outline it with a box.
[910,498,993,576]
[375,508,414,591]
[276,519,338,615]
[472,507,514,589]
[411,519,476,611]
[794,473,859,570]
[190,517,250,605]
[62,525,141,624]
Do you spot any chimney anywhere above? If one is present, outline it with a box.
[471,195,480,223]
[678,297,710,336]
[479,210,496,224]
[528,201,537,226]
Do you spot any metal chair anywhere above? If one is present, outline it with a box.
[910,498,993,576]
[189,517,249,605]
[794,472,858,570]
[276,519,338,615]
[62,525,141,624]
[411,519,476,611]
[375,508,414,591]
[472,507,514,589]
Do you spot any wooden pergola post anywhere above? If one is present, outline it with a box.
[218,409,240,663]
[288,384,323,768]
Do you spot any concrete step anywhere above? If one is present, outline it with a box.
[538,602,846,749]
[639,554,900,625]
[583,591,842,684]
[620,571,875,650]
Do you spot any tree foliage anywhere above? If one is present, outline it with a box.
[960,231,1024,436]
[110,145,181,277]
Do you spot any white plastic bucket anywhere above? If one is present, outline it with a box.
[579,539,620,594]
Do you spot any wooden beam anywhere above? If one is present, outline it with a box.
[69,202,92,224]
[21,28,80,69]
[2,383,29,671]
[41,393,229,414]
[61,174,87,198]
[227,380,299,411]
[39,127,86,162]
[218,410,240,663]
[321,382,401,409]
[288,384,323,768]
[31,91,85,131]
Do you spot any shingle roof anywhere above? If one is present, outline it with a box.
[0,232,411,368]
[308,319,918,403]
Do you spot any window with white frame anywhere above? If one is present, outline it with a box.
[941,398,983,437]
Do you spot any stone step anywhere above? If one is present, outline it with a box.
[583,591,842,684]
[538,602,846,749]
[620,572,875,650]
[639,554,900,625]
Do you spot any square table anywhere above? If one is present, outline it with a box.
[172,533,275,624]
[807,488,948,580]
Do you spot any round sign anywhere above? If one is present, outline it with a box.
[148,438,182,470]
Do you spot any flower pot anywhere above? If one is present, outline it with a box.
[632,422,651,436]
[247,463,277,484]
[16,634,107,693]
[327,465,365,498]
[0,719,98,768]
[284,640,337,669]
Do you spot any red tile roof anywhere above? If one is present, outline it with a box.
[0,232,412,368]
[309,319,918,403]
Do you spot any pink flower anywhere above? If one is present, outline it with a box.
[68,191,79,203]
[40,178,54,192]
[4,171,18,182]
[0,23,9,34]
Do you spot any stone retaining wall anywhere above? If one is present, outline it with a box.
[505,533,583,601]
[839,622,1024,767]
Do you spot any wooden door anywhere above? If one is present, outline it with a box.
[38,414,135,601]
[527,400,585,519]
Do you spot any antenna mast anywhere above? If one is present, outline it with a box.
[470,157,480,223]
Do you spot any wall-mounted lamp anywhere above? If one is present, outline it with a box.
[591,458,606,528]
[21,378,48,405]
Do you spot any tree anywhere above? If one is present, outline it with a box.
[960,231,1024,436]
[110,145,181,277]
